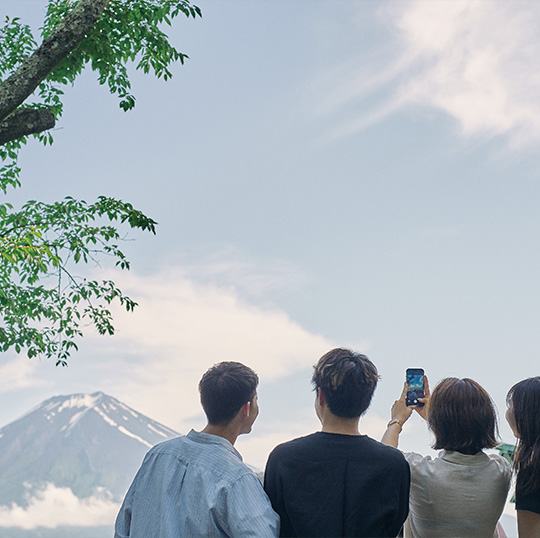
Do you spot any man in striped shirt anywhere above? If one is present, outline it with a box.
[115,362,279,537]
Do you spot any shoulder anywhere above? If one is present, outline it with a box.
[155,435,185,449]
[405,451,511,476]
[403,451,433,466]
[516,488,540,516]
[354,435,408,464]
[268,432,320,457]
[403,451,448,477]
[268,434,407,469]
[147,435,255,479]
[487,453,512,472]
[265,433,331,470]
[484,453,512,485]
[152,435,186,449]
[363,435,407,458]
[142,435,186,460]
[361,437,410,473]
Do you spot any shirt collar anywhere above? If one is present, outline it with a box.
[440,449,489,465]
[187,429,243,461]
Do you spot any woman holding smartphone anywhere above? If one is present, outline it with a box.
[382,376,511,538]
[506,377,540,537]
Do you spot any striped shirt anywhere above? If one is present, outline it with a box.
[115,430,279,537]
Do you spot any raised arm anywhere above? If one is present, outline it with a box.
[381,377,430,448]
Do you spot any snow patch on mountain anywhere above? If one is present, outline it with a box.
[117,427,153,448]
[94,407,118,428]
[57,394,100,413]
[148,423,169,438]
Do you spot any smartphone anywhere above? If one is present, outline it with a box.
[406,368,425,407]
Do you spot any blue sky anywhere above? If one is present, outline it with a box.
[1,0,540,516]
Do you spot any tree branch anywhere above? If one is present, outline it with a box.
[0,0,111,123]
[0,108,55,145]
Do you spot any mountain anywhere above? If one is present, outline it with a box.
[0,391,179,507]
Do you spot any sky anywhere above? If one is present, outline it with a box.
[1,0,540,530]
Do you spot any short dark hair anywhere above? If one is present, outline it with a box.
[507,377,540,496]
[311,348,379,418]
[199,362,258,425]
[429,378,498,454]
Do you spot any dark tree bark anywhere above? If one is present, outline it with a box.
[0,109,56,145]
[0,0,111,145]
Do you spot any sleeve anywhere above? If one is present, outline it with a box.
[396,454,411,533]
[403,451,429,466]
[263,450,279,511]
[516,488,540,515]
[223,471,280,537]
[490,454,512,482]
[264,448,294,537]
[379,450,411,537]
[114,481,135,538]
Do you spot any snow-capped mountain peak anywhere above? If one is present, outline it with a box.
[0,392,180,506]
[18,391,178,447]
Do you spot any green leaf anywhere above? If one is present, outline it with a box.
[0,0,199,363]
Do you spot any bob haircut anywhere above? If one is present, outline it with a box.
[312,348,379,419]
[199,361,258,425]
[507,377,540,496]
[429,377,498,455]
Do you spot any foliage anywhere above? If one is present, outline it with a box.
[0,0,200,363]
[41,0,201,113]
[0,197,157,365]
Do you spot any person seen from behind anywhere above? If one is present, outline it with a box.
[506,377,540,537]
[264,348,410,537]
[382,376,511,538]
[114,361,279,538]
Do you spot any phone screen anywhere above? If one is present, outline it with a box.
[406,368,425,407]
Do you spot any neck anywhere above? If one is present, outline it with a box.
[320,413,361,436]
[201,423,240,446]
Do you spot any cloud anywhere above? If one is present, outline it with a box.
[0,259,370,470]
[0,484,119,529]
[85,266,346,431]
[175,248,310,300]
[314,1,540,149]
[0,358,47,394]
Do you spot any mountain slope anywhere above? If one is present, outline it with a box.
[0,392,179,506]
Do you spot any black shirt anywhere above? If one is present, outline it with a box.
[264,432,410,538]
[516,487,540,515]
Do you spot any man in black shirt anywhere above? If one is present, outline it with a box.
[264,348,410,537]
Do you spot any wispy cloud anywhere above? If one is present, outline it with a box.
[0,261,370,468]
[0,484,118,529]
[0,358,48,395]
[176,248,310,300]
[86,266,345,431]
[313,1,540,149]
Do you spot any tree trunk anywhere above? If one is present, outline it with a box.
[0,0,111,130]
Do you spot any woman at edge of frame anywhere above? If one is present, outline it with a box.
[506,377,540,538]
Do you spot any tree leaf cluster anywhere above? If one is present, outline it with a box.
[0,0,200,363]
[41,0,201,113]
[0,195,158,365]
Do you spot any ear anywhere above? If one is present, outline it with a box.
[317,388,326,407]
[240,401,251,417]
